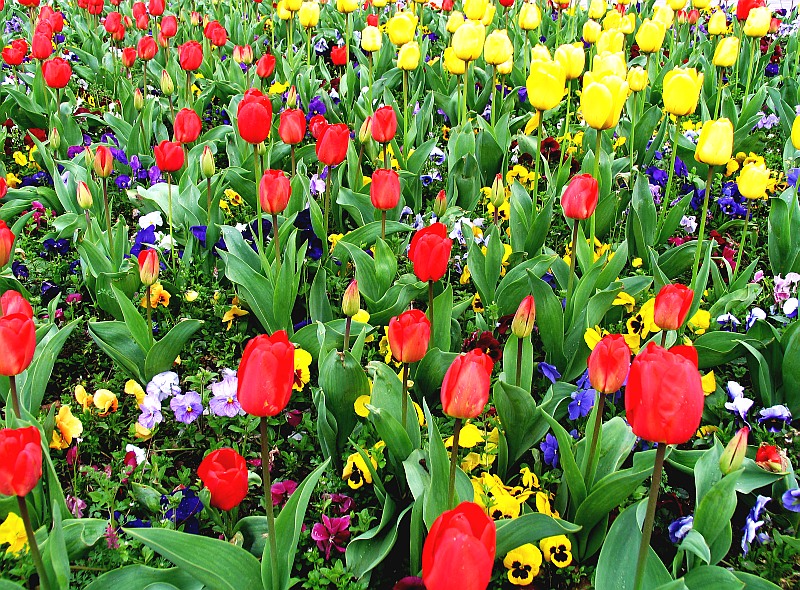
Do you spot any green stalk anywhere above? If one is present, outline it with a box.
[8,375,20,419]
[17,497,49,590]
[657,116,681,229]
[254,145,265,264]
[515,337,523,388]
[343,316,352,353]
[272,213,281,272]
[259,418,280,590]
[102,177,114,257]
[146,285,154,347]
[583,392,606,489]
[401,363,409,429]
[428,280,435,343]
[566,221,579,314]
[323,173,331,238]
[691,166,714,287]
[589,130,602,247]
[403,69,409,150]
[633,443,667,590]
[491,67,497,128]
[167,174,175,274]
[744,36,756,98]
[713,67,724,120]
[447,418,462,509]
[733,200,751,283]
[533,111,543,210]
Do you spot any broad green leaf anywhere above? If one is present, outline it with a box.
[495,514,581,556]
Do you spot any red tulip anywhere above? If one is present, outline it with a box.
[0,314,36,377]
[587,334,630,394]
[625,342,704,445]
[94,145,114,178]
[259,169,292,214]
[237,89,273,144]
[422,502,496,590]
[122,47,137,68]
[676,9,687,23]
[308,114,329,139]
[331,45,348,66]
[653,283,694,331]
[161,15,177,37]
[18,0,40,6]
[206,22,228,47]
[442,0,454,9]
[278,109,306,145]
[148,0,165,16]
[736,0,765,21]
[41,57,71,89]
[755,443,788,473]
[1,291,33,319]
[687,9,699,24]
[2,39,28,66]
[154,140,185,172]
[0,427,42,497]
[197,448,248,511]
[366,13,378,26]
[0,220,14,268]
[135,13,150,29]
[441,349,494,419]
[510,295,536,338]
[137,35,158,60]
[498,0,514,7]
[138,249,159,286]
[173,108,202,143]
[31,32,53,60]
[408,222,452,282]
[237,331,295,417]
[370,169,401,211]
[88,0,103,13]
[371,105,397,143]
[256,53,276,78]
[561,173,598,220]
[0,178,7,200]
[179,41,203,71]
[132,1,147,17]
[388,309,431,363]
[315,123,350,166]
[104,11,122,34]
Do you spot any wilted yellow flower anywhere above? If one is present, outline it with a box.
[50,405,83,450]
[75,384,94,411]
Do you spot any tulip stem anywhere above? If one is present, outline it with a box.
[462,70,469,128]
[381,210,386,242]
[102,177,114,258]
[291,145,296,179]
[254,145,266,268]
[323,173,331,238]
[146,286,154,347]
[633,443,667,590]
[733,200,751,283]
[657,116,681,230]
[583,392,605,489]
[259,417,280,590]
[533,110,543,210]
[368,53,374,111]
[167,174,175,275]
[713,67,724,120]
[272,213,281,272]
[691,166,714,287]
[343,316,352,353]
[744,37,756,99]
[401,362,409,429]
[515,337,523,388]
[8,375,20,419]
[17,496,49,590]
[427,280,435,343]
[490,67,497,128]
[590,130,602,247]
[566,221,579,318]
[403,70,409,151]
[306,27,312,67]
[207,177,213,226]
[447,417,462,509]
[143,62,147,96]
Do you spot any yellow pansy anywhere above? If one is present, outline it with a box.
[292,347,312,391]
[141,283,171,308]
[584,325,610,350]
[269,81,290,94]
[12,151,27,166]
[697,425,719,438]
[623,332,641,354]
[222,303,249,330]
[125,380,146,405]
[352,309,370,324]
[445,422,486,448]
[504,543,543,585]
[540,535,573,567]
[75,384,93,411]
[328,233,344,253]
[520,467,539,489]
[488,492,521,520]
[50,405,83,450]
[535,491,559,517]
[687,309,710,334]
[6,173,22,188]
[94,389,118,416]
[472,293,484,313]
[701,371,716,395]
[0,513,28,555]
[184,290,199,302]
[342,451,377,489]
[632,257,643,268]
[613,291,636,313]
[354,394,371,417]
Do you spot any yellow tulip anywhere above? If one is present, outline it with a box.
[583,20,602,44]
[452,20,485,62]
[484,30,513,65]
[276,1,292,20]
[667,0,686,10]
[443,46,466,75]
[694,119,734,166]
[530,43,552,63]
[481,4,496,26]
[361,26,382,52]
[635,19,666,53]
[713,37,739,67]
[299,2,320,27]
[654,5,675,28]
[744,6,771,38]
[581,73,629,130]
[526,59,566,111]
[554,43,585,80]
[519,2,541,30]
[663,68,703,116]
[602,10,620,31]
[463,0,488,21]
[627,66,648,92]
[588,0,605,20]
[592,51,627,78]
[372,0,387,5]
[708,10,727,35]
[792,115,800,150]
[693,0,710,8]
[497,58,513,75]
[286,0,302,11]
[337,0,358,13]
[447,11,465,33]
[619,14,635,34]
[388,12,417,46]
[596,30,624,54]
[737,162,770,199]
[397,41,420,70]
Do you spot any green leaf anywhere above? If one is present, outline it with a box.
[677,529,711,565]
[61,518,108,560]
[20,320,78,413]
[83,566,204,590]
[124,528,262,590]
[527,271,566,369]
[422,401,454,528]
[431,285,453,353]
[319,350,370,455]
[369,361,420,448]
[732,572,782,590]
[495,514,581,556]
[112,285,151,353]
[693,469,742,565]
[493,380,539,469]
[40,500,69,590]
[683,565,744,590]
[88,321,146,383]
[346,498,412,578]
[541,412,586,507]
[145,320,203,381]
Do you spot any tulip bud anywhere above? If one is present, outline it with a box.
[191,11,202,25]
[359,117,373,144]
[286,85,298,109]
[77,181,93,209]
[160,69,174,96]
[134,88,145,111]
[48,127,60,151]
[583,20,602,44]
[84,146,95,171]
[627,66,648,92]
[138,248,159,286]
[654,283,694,331]
[433,190,447,218]
[588,334,631,393]
[201,145,216,178]
[490,173,505,209]
[756,443,789,473]
[257,142,267,156]
[511,295,535,338]
[719,427,749,474]
[94,146,114,178]
[342,280,360,317]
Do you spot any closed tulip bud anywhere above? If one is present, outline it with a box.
[693,0,710,8]
[94,145,114,178]
[397,41,421,70]
[342,280,360,317]
[738,162,770,200]
[484,29,512,65]
[636,19,666,53]
[463,0,487,20]
[668,0,686,9]
[755,443,789,473]
[713,36,739,67]
[511,295,536,338]
[279,108,307,145]
[138,248,159,286]
[530,44,551,63]
[316,123,350,167]
[256,54,276,79]
[720,427,749,474]
[770,17,781,33]
[596,29,624,54]
[687,9,699,23]
[0,427,42,497]
[233,45,253,64]
[443,46,466,74]
[554,43,585,80]
[708,10,727,35]
[0,314,35,377]
[676,9,688,23]
[160,69,174,96]
[695,118,734,166]
[49,127,60,150]
[663,67,703,116]
[409,222,453,282]
[627,66,648,92]
[358,117,373,144]
[588,0,605,19]
[370,168,401,211]
[654,283,694,331]
[581,73,629,130]
[744,6,771,37]
[259,169,292,214]
[561,173,599,220]
[191,11,201,25]
[588,334,631,393]
[276,1,292,20]
[496,58,513,75]
[0,221,15,268]
[433,189,447,217]
[452,20,485,62]
[371,105,397,143]
[299,2,320,27]
[388,11,417,46]
[526,60,566,112]
[286,86,297,109]
[489,173,505,209]
[388,309,431,363]
[654,5,675,28]
[518,2,541,30]
[337,0,358,13]
[201,145,216,178]
[480,4,496,26]
[237,331,295,416]
[583,20,602,43]
[441,349,494,419]
[77,181,93,209]
[134,88,145,111]
[84,146,95,171]
[362,25,382,52]
[792,115,800,150]
[446,11,465,33]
